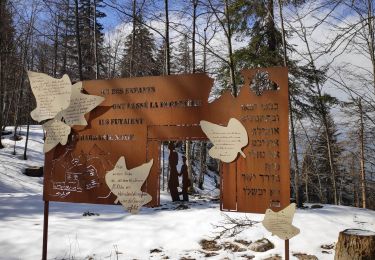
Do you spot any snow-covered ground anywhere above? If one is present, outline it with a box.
[0,126,374,260]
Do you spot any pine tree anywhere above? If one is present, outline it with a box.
[121,16,158,77]
[154,45,166,76]
[59,0,106,81]
[220,1,310,87]
[175,34,191,74]
[214,0,282,91]
[79,0,106,80]
[59,0,80,80]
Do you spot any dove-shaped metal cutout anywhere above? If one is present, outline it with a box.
[60,82,105,126]
[200,118,248,163]
[28,71,72,122]
[262,203,300,240]
[105,157,153,214]
[28,71,105,153]
[42,119,71,153]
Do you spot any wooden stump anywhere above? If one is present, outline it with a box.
[24,166,44,177]
[334,229,375,260]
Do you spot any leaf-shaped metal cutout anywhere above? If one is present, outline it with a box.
[262,203,300,240]
[105,157,153,214]
[200,118,248,163]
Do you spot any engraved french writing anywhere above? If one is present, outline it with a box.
[105,157,153,214]
[42,120,71,153]
[28,71,72,122]
[200,118,248,163]
[61,82,105,126]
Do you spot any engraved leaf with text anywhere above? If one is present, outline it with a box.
[105,157,153,214]
[200,118,248,163]
[61,82,105,126]
[262,203,300,240]
[28,71,72,122]
[27,71,105,153]
[42,119,71,153]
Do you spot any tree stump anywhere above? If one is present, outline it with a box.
[24,166,44,177]
[334,229,375,260]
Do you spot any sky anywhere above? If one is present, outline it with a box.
[102,0,373,103]
[12,0,374,107]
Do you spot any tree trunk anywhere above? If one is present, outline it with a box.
[350,156,359,207]
[266,0,276,51]
[216,158,220,173]
[303,24,338,205]
[203,27,207,73]
[13,20,30,155]
[358,99,367,208]
[223,0,236,97]
[3,93,11,130]
[334,229,375,260]
[13,74,25,155]
[186,140,193,191]
[23,122,30,160]
[0,51,4,149]
[53,14,59,77]
[164,0,170,75]
[62,0,70,75]
[0,0,5,149]
[192,0,197,73]
[23,89,31,160]
[278,0,301,206]
[198,141,206,189]
[74,0,83,80]
[366,0,375,95]
[130,0,136,77]
[323,118,338,204]
[162,142,165,191]
[93,0,99,79]
[301,149,309,203]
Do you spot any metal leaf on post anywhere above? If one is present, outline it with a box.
[262,203,300,260]
[262,203,300,240]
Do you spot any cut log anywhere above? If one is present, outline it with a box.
[334,229,375,260]
[24,166,44,177]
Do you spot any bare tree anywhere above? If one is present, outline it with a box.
[164,0,171,75]
[278,0,301,206]
[288,9,340,205]
[206,0,237,96]
[358,99,367,208]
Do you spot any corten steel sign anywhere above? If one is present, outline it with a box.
[44,67,289,213]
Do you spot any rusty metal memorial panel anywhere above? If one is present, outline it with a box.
[43,67,289,213]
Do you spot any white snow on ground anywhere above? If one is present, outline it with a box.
[0,126,374,260]
[0,126,44,194]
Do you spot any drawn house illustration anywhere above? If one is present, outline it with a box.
[50,145,113,198]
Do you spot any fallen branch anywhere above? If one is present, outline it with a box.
[212,213,260,239]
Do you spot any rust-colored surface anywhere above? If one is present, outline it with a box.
[44,67,289,213]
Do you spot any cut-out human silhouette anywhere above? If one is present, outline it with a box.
[179,156,190,201]
[168,142,180,201]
